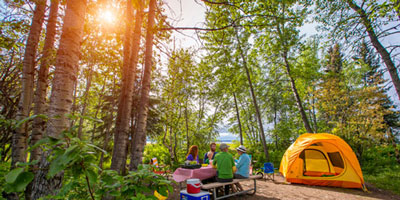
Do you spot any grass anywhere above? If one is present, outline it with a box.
[364,166,400,195]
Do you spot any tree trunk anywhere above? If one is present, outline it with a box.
[26,1,59,198]
[91,80,107,142]
[311,90,318,133]
[69,80,78,127]
[12,0,46,168]
[282,51,314,133]
[346,0,400,102]
[99,113,113,169]
[185,101,190,151]
[234,28,269,161]
[233,92,243,145]
[273,103,278,149]
[110,0,135,174]
[30,0,59,165]
[30,0,87,199]
[130,0,156,171]
[77,65,94,139]
[99,74,116,169]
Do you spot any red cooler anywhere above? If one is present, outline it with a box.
[186,179,202,194]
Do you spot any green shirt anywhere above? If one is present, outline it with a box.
[213,151,234,179]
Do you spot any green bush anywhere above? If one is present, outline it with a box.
[364,166,400,195]
[0,161,9,200]
[360,145,400,195]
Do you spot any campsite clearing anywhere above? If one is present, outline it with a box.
[168,174,400,200]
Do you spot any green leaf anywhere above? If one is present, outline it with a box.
[109,190,120,197]
[27,137,51,151]
[86,143,107,154]
[13,171,34,192]
[5,167,23,183]
[86,169,97,186]
[47,145,79,178]
[157,186,168,197]
[16,160,39,167]
[57,181,74,196]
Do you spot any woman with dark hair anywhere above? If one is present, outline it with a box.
[186,145,199,163]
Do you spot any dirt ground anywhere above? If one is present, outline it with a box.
[168,174,400,200]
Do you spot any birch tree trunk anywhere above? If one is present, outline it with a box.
[234,28,269,161]
[233,92,243,145]
[31,0,87,198]
[110,0,135,174]
[27,1,59,198]
[77,65,93,139]
[346,0,400,102]
[30,0,59,165]
[130,0,156,170]
[12,0,46,168]
[282,51,314,133]
[185,101,190,151]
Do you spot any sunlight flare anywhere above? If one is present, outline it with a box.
[99,9,115,24]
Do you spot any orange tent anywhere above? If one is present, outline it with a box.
[279,133,366,190]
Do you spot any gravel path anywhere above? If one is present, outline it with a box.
[168,174,400,200]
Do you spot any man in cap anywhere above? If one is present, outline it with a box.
[234,145,250,179]
[212,143,236,195]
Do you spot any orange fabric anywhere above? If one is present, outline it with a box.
[287,178,362,188]
[279,133,364,189]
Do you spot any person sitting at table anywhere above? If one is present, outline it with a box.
[212,143,236,195]
[186,145,199,163]
[203,142,218,164]
[234,145,250,179]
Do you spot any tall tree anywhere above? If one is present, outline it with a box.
[316,0,400,102]
[30,0,59,165]
[232,92,243,145]
[110,0,135,174]
[30,0,87,198]
[12,0,46,168]
[27,0,60,198]
[345,0,400,102]
[234,27,269,161]
[130,0,156,171]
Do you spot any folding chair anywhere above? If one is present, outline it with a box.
[261,162,275,181]
[150,158,171,179]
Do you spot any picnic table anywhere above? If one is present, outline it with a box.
[172,165,217,182]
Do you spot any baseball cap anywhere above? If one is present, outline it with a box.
[219,143,230,150]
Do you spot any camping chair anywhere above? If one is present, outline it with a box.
[261,162,275,181]
[150,158,171,179]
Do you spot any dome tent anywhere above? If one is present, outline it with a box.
[279,133,366,190]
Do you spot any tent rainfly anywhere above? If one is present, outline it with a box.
[280,133,366,190]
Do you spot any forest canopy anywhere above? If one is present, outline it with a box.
[0,0,400,199]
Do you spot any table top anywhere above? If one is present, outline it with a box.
[172,166,217,182]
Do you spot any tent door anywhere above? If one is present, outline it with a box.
[300,149,335,177]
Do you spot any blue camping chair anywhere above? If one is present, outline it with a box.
[261,162,275,181]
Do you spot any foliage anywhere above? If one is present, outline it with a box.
[0,161,9,200]
[361,145,400,195]
[2,0,400,197]
[4,161,35,193]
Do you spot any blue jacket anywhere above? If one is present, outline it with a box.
[235,153,250,177]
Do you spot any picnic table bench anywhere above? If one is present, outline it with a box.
[201,174,262,200]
